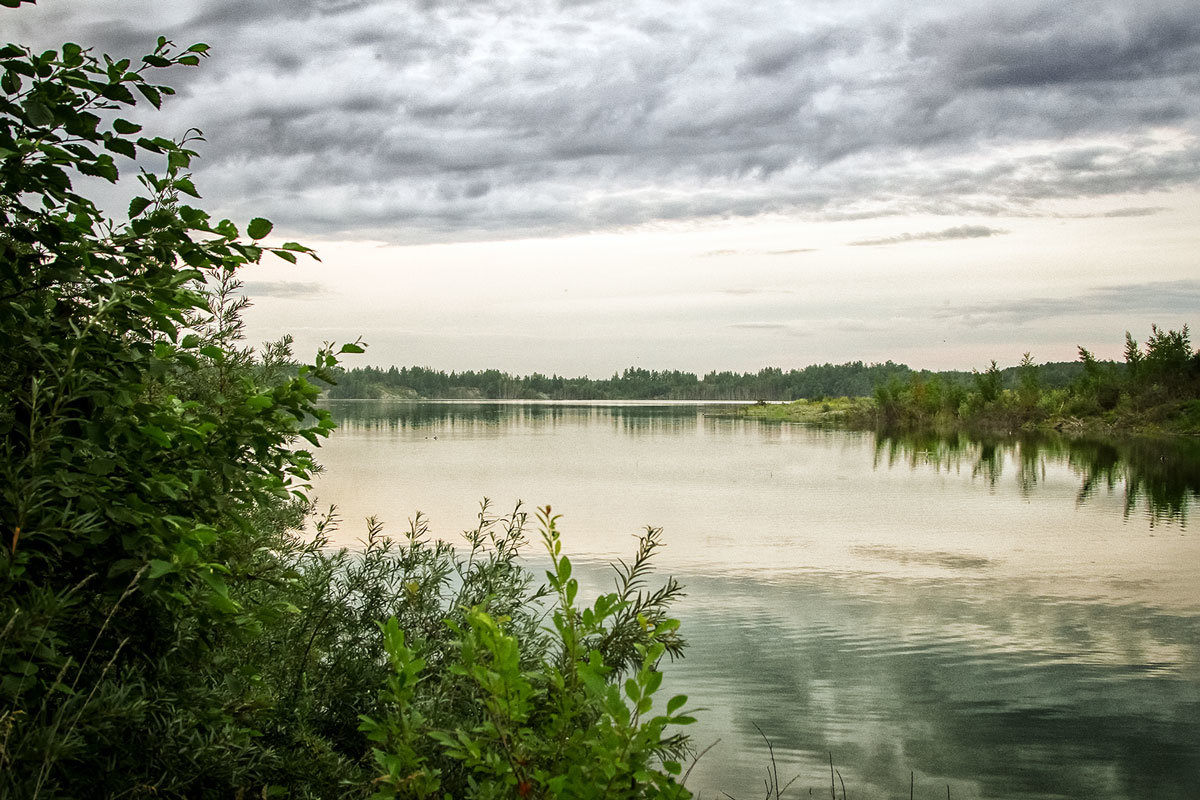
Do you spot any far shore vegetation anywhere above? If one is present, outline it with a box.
[326,326,1200,435]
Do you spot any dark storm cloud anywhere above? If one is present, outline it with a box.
[934,279,1200,325]
[12,0,1200,241]
[849,225,1008,247]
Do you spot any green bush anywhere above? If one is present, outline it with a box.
[0,32,350,796]
[1,26,695,799]
[360,508,694,800]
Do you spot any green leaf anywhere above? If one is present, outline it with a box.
[23,100,53,127]
[148,559,176,579]
[112,118,142,134]
[199,345,224,361]
[128,196,152,218]
[247,217,273,240]
[140,426,172,448]
[101,82,136,104]
[104,136,137,159]
[667,694,688,715]
[135,83,162,108]
[338,343,365,354]
[87,458,116,476]
[199,571,240,613]
[174,178,200,197]
[167,149,190,172]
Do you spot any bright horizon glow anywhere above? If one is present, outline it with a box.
[242,189,1199,376]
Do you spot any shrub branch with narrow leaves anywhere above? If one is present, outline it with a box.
[361,507,696,800]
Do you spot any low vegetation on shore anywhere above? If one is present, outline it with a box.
[868,329,1198,435]
[714,328,1200,436]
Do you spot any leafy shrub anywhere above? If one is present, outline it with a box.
[1,25,695,799]
[360,507,694,800]
[0,32,357,796]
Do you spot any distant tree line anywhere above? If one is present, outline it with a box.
[325,359,1093,401]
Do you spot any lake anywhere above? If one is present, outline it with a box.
[312,400,1200,799]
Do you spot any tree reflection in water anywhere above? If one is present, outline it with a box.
[873,430,1200,527]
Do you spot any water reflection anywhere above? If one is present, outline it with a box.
[315,401,1200,799]
[874,430,1200,528]
[569,562,1200,800]
[328,399,743,438]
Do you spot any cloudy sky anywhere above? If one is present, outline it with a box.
[12,0,1200,374]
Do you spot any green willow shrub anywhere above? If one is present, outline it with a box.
[0,33,355,797]
[361,507,695,800]
[1,23,698,799]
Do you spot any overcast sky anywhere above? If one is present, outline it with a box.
[12,0,1200,374]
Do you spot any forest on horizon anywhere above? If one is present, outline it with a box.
[325,358,1097,401]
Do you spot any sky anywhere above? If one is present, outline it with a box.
[11,0,1200,375]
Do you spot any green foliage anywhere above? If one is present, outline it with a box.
[972,361,1003,405]
[1016,352,1041,412]
[0,31,359,798]
[1,25,698,799]
[326,361,922,402]
[361,508,694,800]
[1142,324,1195,395]
[328,358,1099,405]
[1124,331,1144,382]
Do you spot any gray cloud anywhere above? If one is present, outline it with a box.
[240,281,326,298]
[10,0,1200,242]
[728,322,789,330]
[916,2,1200,89]
[702,247,818,257]
[933,279,1200,325]
[1100,206,1165,218]
[849,225,1008,247]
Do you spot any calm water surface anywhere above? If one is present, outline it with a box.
[313,401,1200,799]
